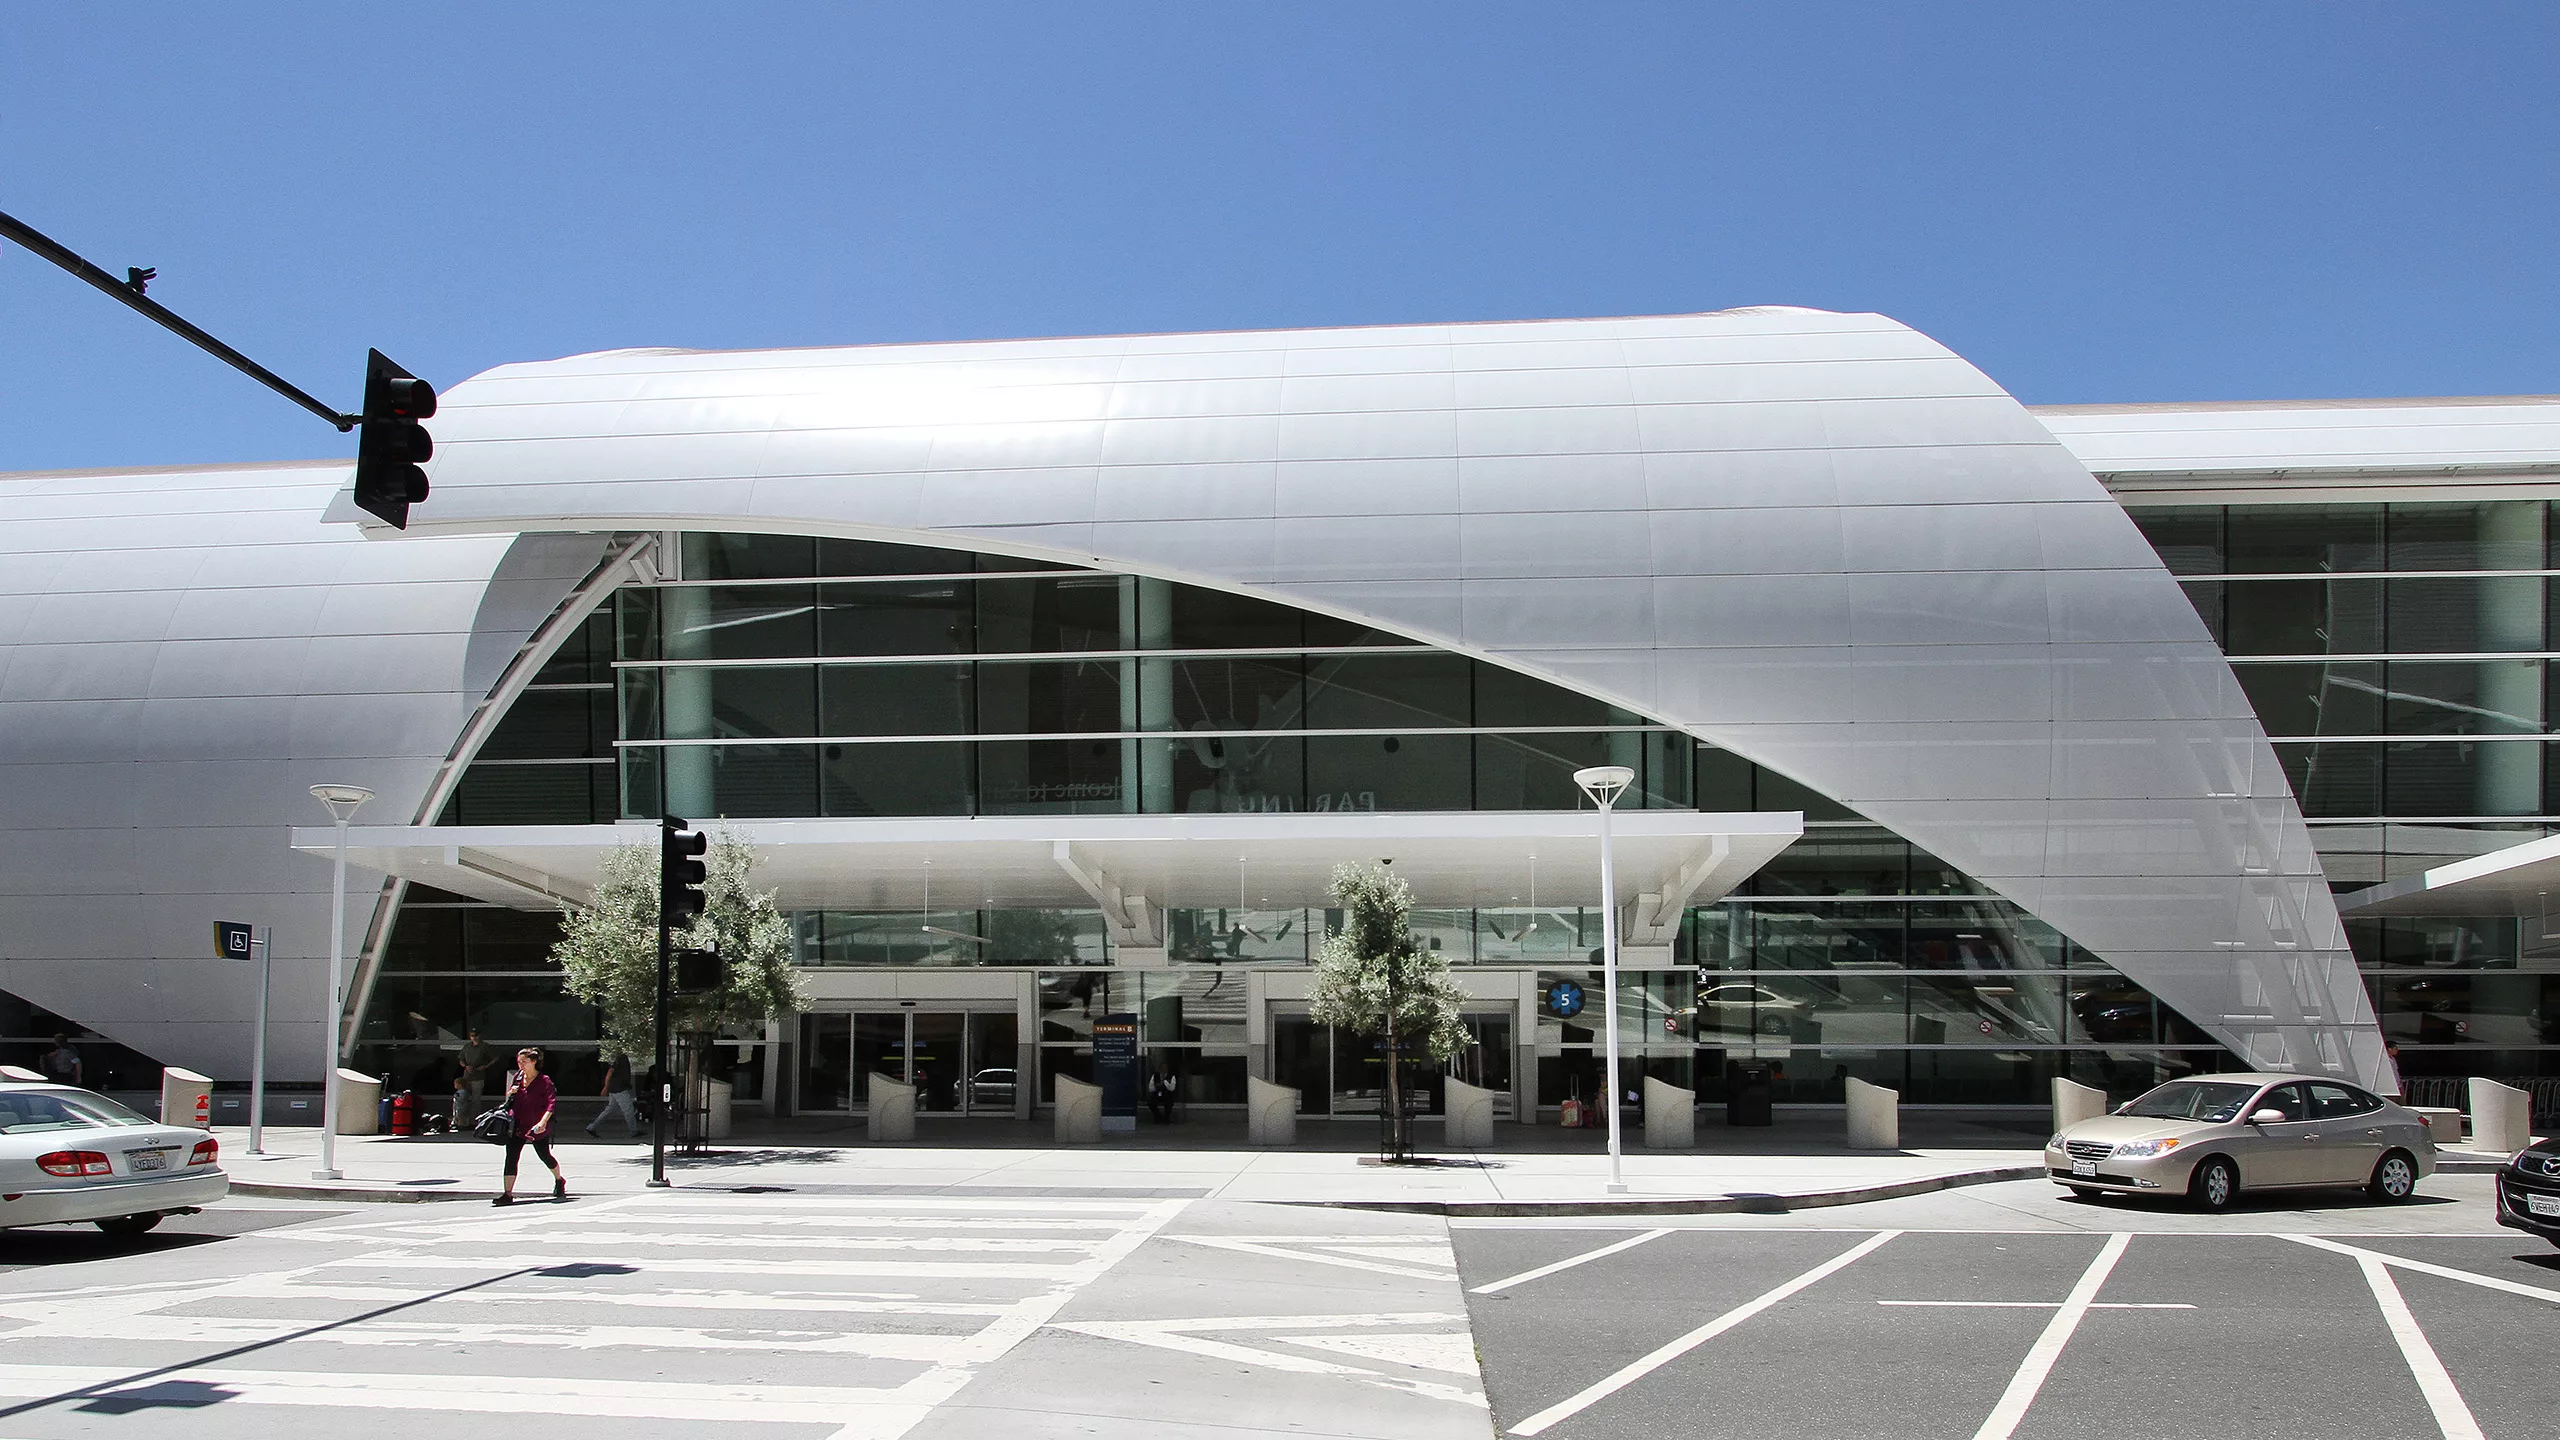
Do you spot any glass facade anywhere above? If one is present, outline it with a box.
[2132,499,2560,1083]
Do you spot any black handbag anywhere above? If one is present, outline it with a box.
[473,1107,514,1145]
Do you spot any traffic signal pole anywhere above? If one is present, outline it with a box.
[0,208,355,431]
[650,874,673,1189]
[651,816,708,1190]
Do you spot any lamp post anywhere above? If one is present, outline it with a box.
[1573,765,1635,1195]
[309,784,372,1181]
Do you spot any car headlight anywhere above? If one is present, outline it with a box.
[2113,1138,2182,1158]
[2045,1134,2064,1149]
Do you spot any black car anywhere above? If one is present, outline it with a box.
[2495,1136,2560,1247]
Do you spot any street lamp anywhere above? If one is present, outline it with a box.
[309,783,372,1181]
[1573,764,1635,1195]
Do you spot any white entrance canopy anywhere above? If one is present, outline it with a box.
[2339,831,2560,918]
[290,810,1803,949]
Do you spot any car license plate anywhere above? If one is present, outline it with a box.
[2070,1159,2098,1178]
[127,1149,169,1173]
[2527,1193,2560,1218]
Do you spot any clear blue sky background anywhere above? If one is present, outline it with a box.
[3,3,2553,471]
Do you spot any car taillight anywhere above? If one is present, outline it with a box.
[189,1137,219,1166]
[37,1151,111,1178]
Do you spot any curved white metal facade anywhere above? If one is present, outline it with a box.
[400,307,2377,1086]
[0,307,2382,1088]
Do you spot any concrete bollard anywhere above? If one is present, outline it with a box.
[1054,1075,1104,1144]
[1444,1077,1496,1147]
[334,1069,382,1136]
[160,1067,214,1130]
[1246,1076,1298,1146]
[1643,1077,1696,1148]
[2410,1107,2465,1149]
[867,1072,916,1142]
[702,1076,734,1141]
[2469,1077,2532,1154]
[2052,1077,2108,1133]
[1845,1076,1899,1149]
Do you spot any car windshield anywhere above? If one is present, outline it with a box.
[2119,1080,2259,1123]
[0,1088,155,1134]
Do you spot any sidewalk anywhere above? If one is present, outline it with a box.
[218,1111,2061,1215]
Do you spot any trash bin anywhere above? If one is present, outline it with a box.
[1725,1059,1775,1127]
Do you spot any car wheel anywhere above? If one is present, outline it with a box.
[2367,1150,2419,1203]
[2188,1156,2239,1212]
[1758,1013,1789,1035]
[94,1213,161,1237]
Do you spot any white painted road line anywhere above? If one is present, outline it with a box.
[1167,1234,1455,1281]
[2350,1251,2485,1440]
[1471,1229,1672,1295]
[1969,1232,2129,1440]
[2282,1233,2560,1305]
[1878,1300,2191,1310]
[1507,1230,1901,1437]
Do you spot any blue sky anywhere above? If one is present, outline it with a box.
[3,3,2554,471]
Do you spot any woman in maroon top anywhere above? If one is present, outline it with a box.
[495,1046,567,1204]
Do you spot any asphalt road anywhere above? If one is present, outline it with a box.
[1453,1174,2559,1440]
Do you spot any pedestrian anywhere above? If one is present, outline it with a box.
[38,1034,81,1087]
[586,1051,640,1138]
[457,1028,499,1103]
[1145,1061,1179,1124]
[494,1047,566,1205]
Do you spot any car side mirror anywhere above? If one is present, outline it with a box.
[2248,1108,2287,1125]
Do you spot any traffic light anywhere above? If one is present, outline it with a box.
[660,815,708,927]
[672,947,722,995]
[353,348,436,529]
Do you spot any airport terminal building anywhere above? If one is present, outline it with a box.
[5,307,2557,1125]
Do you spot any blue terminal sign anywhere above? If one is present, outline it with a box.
[1545,979,1586,1019]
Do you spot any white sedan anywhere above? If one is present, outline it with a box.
[0,1081,228,1236]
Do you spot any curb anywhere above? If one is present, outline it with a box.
[1289,1163,2051,1217]
[233,1180,491,1203]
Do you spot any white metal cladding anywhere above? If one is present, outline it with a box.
[395,306,2383,1088]
[0,458,608,1081]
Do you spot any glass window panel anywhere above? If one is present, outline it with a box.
[2178,581,2226,645]
[1149,732,1305,813]
[821,663,973,737]
[2386,661,2542,737]
[1696,745,1753,811]
[2388,501,2544,572]
[2384,739,2543,817]
[658,585,818,660]
[1302,614,1423,647]
[1907,849,1992,899]
[976,575,1126,653]
[480,691,602,760]
[1907,902,2065,969]
[446,764,607,825]
[1640,730,1693,809]
[820,740,974,816]
[1476,731,1646,811]
[465,975,600,1044]
[2225,505,2383,573]
[1133,970,1250,1046]
[619,745,661,819]
[1746,903,1906,969]
[2221,578,2385,655]
[659,667,814,741]
[2128,507,2224,576]
[1304,653,1473,729]
[1037,972,1113,1043]
[816,537,983,576]
[1909,972,2064,1045]
[358,975,468,1046]
[2389,576,2544,653]
[979,659,1125,735]
[1738,973,1905,1046]
[533,611,614,684]
[2378,973,2560,1047]
[1477,907,1598,966]
[683,532,815,580]
[2068,974,2158,1044]
[1304,733,1472,811]
[1475,664,1632,729]
[681,742,818,817]
[1755,766,1861,821]
[982,910,1110,965]
[1158,583,1305,650]
[979,553,1081,573]
[818,581,974,656]
[1143,656,1307,731]
[459,909,567,971]
[2273,742,2383,818]
[798,1014,852,1110]
[1750,832,1907,897]
[978,738,1126,814]
[617,588,661,661]
[2234,662,2383,738]
[382,906,463,972]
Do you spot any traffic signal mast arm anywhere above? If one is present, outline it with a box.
[3,207,437,529]
[0,207,357,431]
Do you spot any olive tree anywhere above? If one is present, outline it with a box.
[553,832,802,1136]
[1307,862,1469,1159]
